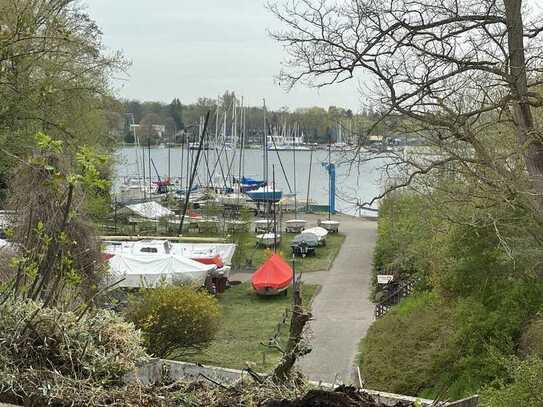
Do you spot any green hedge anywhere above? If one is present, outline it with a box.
[361,191,543,400]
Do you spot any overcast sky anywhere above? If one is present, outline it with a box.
[85,0,364,111]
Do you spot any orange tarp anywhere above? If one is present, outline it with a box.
[252,253,293,291]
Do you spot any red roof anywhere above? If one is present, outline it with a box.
[252,253,293,291]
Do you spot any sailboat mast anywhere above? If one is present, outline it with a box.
[168,129,172,180]
[180,132,184,192]
[130,114,143,199]
[328,131,332,221]
[238,97,244,197]
[293,122,297,218]
[148,138,152,196]
[263,99,268,183]
[306,147,313,212]
[273,164,277,251]
[141,133,146,200]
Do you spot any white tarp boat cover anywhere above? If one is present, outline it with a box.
[125,201,173,219]
[171,243,237,265]
[303,226,328,239]
[104,240,237,265]
[108,253,215,288]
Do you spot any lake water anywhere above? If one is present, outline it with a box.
[114,146,386,216]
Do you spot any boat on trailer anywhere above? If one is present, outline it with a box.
[245,185,283,202]
[256,233,281,248]
[302,226,328,245]
[252,253,293,296]
[285,219,307,233]
[319,219,340,233]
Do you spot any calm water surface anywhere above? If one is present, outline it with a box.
[114,146,386,216]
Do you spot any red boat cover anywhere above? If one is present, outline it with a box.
[193,255,224,269]
[252,253,293,291]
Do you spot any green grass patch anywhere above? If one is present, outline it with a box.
[178,282,318,371]
[232,232,345,273]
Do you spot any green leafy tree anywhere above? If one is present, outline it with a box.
[0,0,126,205]
[169,98,184,130]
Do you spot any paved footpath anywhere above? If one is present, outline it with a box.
[298,216,377,384]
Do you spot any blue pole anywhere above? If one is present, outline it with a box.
[321,161,337,214]
[329,163,336,214]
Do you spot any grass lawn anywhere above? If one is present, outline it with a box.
[176,282,318,372]
[232,232,346,274]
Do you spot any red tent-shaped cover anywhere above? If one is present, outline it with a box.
[252,253,293,295]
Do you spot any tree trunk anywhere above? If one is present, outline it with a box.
[272,281,312,383]
[504,0,543,213]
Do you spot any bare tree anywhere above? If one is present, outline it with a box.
[268,0,543,219]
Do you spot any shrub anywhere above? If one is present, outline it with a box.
[360,293,457,397]
[361,278,543,400]
[0,299,148,405]
[481,355,543,407]
[126,285,221,358]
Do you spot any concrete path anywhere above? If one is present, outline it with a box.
[298,217,377,384]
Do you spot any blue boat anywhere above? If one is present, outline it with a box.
[246,186,283,202]
[234,176,267,192]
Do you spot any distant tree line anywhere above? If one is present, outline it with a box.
[114,91,385,146]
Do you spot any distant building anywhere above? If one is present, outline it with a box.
[152,124,166,138]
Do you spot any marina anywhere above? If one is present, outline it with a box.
[113,146,384,217]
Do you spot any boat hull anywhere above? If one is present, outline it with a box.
[246,190,283,202]
[253,285,289,296]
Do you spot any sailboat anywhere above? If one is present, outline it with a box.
[235,176,267,192]
[245,99,283,203]
[285,122,306,233]
[255,165,282,247]
[329,122,353,151]
[245,185,282,202]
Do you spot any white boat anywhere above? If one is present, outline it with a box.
[285,219,307,233]
[256,233,281,248]
[216,193,247,206]
[268,144,313,151]
[245,185,283,202]
[328,142,354,152]
[254,219,273,233]
[121,201,174,220]
[107,252,215,288]
[104,240,236,278]
[319,219,340,233]
[303,226,328,245]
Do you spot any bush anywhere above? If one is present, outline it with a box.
[126,285,221,358]
[481,355,543,407]
[361,280,543,400]
[360,293,457,396]
[0,299,148,405]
